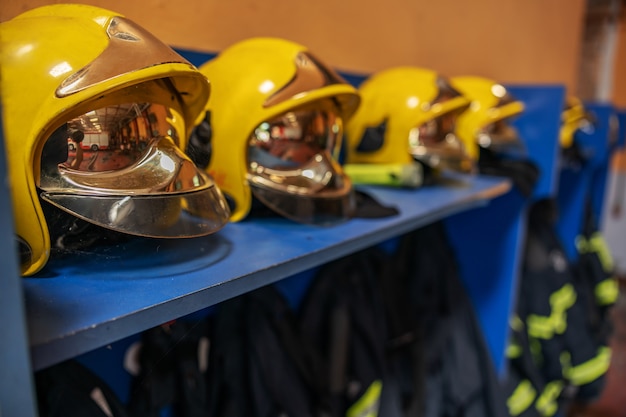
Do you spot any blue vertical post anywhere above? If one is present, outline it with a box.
[0,109,39,417]
[445,85,565,373]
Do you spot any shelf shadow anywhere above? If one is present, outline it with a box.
[33,233,233,280]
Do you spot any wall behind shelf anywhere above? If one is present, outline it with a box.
[1,0,586,93]
[612,8,626,107]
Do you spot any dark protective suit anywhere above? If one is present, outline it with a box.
[504,199,611,417]
[573,201,618,348]
[35,360,131,417]
[379,222,511,417]
[204,247,390,417]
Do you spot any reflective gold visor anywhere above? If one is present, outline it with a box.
[477,119,526,155]
[39,102,230,238]
[249,107,339,168]
[246,102,355,225]
[408,112,473,173]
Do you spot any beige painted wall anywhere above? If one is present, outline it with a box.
[2,0,586,92]
[612,10,626,107]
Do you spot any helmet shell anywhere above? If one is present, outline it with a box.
[197,37,360,222]
[450,76,525,160]
[560,96,593,149]
[345,66,472,169]
[1,4,211,275]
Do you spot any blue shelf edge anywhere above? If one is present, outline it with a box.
[24,174,510,371]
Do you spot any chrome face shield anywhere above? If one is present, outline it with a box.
[39,102,230,238]
[246,105,355,225]
[476,119,527,156]
[408,112,473,173]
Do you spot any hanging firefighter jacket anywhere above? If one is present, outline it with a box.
[203,246,390,417]
[128,318,210,417]
[35,359,132,417]
[573,199,618,347]
[298,246,389,417]
[503,313,544,417]
[205,285,328,417]
[379,222,511,417]
[505,198,611,417]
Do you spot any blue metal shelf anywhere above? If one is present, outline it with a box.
[24,174,510,371]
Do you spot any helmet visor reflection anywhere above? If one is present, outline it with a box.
[408,113,473,173]
[246,107,355,224]
[39,102,230,238]
[477,119,526,156]
[248,108,339,168]
[247,107,343,193]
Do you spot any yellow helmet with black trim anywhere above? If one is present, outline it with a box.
[1,4,230,276]
[450,76,526,161]
[345,66,474,174]
[193,37,360,224]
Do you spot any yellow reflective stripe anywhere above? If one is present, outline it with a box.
[527,315,554,339]
[507,341,522,359]
[552,312,567,335]
[535,380,564,417]
[577,233,615,272]
[589,233,615,272]
[527,284,577,339]
[596,278,618,306]
[550,284,576,315]
[507,379,537,416]
[510,314,525,332]
[346,380,382,417]
[575,235,590,254]
[560,351,572,378]
[576,233,617,306]
[565,347,611,386]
